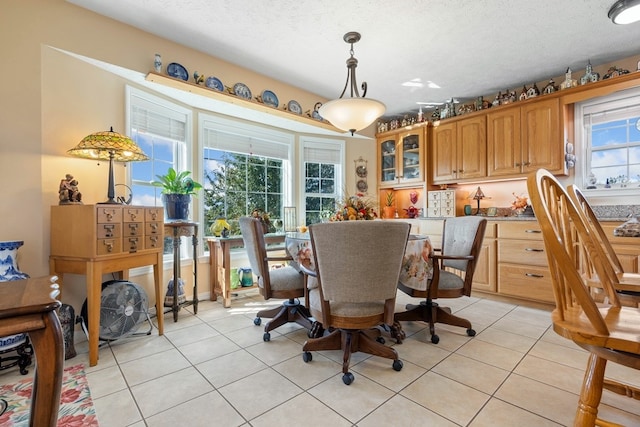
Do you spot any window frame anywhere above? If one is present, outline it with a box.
[574,85,640,198]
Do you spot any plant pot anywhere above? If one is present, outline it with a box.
[382,206,396,219]
[163,194,191,220]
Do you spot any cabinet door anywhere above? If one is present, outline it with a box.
[487,106,521,177]
[457,116,487,180]
[431,122,457,183]
[521,98,562,174]
[379,137,397,185]
[399,131,424,184]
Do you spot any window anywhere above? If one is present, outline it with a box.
[126,86,192,207]
[577,87,640,193]
[301,138,345,225]
[199,114,293,235]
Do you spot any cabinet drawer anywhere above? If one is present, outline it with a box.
[97,207,122,223]
[123,236,142,253]
[498,222,543,240]
[499,240,547,266]
[145,235,162,249]
[97,238,121,255]
[124,222,143,236]
[97,223,121,239]
[123,207,145,222]
[146,221,162,236]
[498,264,553,302]
[145,207,163,222]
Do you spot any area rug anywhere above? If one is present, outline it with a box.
[0,364,98,426]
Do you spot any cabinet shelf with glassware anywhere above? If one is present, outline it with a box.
[377,126,426,189]
[430,115,487,185]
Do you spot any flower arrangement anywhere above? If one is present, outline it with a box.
[251,209,271,233]
[511,193,529,211]
[330,193,378,221]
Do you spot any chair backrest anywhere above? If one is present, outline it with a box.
[568,184,625,275]
[440,216,487,292]
[309,221,410,326]
[527,169,620,336]
[238,216,270,290]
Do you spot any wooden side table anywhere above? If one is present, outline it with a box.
[0,276,63,427]
[207,234,285,308]
[164,221,198,322]
[49,205,164,367]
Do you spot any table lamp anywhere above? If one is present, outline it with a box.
[472,186,486,215]
[67,127,149,204]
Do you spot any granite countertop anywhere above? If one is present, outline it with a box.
[417,205,640,222]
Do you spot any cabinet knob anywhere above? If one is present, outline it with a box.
[524,161,531,166]
[515,162,521,167]
[103,241,114,253]
[525,273,544,278]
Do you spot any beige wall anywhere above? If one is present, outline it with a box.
[1,0,375,310]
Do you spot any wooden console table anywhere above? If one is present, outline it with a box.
[164,221,198,322]
[207,234,285,308]
[49,205,164,367]
[0,276,63,427]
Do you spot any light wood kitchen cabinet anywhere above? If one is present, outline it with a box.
[431,116,486,184]
[487,98,565,178]
[473,221,497,292]
[600,223,640,273]
[378,127,425,188]
[496,221,554,303]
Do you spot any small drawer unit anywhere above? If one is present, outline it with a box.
[51,205,164,258]
[427,190,456,217]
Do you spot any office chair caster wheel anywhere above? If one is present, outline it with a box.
[254,317,261,326]
[392,359,403,371]
[467,328,476,337]
[302,351,312,363]
[376,336,385,344]
[263,332,270,342]
[431,334,440,344]
[342,372,354,385]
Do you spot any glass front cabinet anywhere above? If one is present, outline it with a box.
[377,128,425,188]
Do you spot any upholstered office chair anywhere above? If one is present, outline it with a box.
[302,221,410,385]
[528,169,640,426]
[568,184,640,306]
[239,216,313,341]
[394,216,486,344]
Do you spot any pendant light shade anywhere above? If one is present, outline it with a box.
[608,0,640,24]
[318,32,385,135]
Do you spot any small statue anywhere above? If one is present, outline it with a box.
[59,173,82,204]
[560,68,578,90]
[193,71,205,85]
[580,60,600,85]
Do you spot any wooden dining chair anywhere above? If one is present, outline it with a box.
[567,184,640,306]
[239,216,313,341]
[528,169,640,426]
[394,216,487,344]
[302,221,410,385]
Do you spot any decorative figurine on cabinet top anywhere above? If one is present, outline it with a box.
[603,65,630,79]
[542,79,558,95]
[580,60,600,85]
[193,71,205,85]
[59,173,82,204]
[560,68,578,90]
[519,85,528,101]
[526,83,540,98]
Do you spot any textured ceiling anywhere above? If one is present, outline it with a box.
[69,0,640,119]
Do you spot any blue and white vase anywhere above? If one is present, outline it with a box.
[0,240,30,357]
[0,240,29,282]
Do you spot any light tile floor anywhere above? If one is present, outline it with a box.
[2,290,640,426]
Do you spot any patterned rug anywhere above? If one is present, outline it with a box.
[0,364,98,426]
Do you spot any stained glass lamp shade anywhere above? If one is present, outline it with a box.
[67,127,149,204]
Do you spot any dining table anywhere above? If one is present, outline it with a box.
[284,230,434,343]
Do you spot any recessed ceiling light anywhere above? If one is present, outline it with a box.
[609,0,640,24]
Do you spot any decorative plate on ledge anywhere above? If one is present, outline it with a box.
[166,63,188,81]
[287,100,302,115]
[233,82,252,100]
[261,90,279,108]
[205,76,224,92]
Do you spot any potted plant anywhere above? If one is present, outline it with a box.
[383,191,396,219]
[153,168,202,220]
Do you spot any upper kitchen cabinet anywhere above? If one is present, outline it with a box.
[431,115,486,185]
[378,127,425,188]
[487,97,566,178]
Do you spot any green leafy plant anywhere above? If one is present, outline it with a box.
[153,168,202,195]
[385,191,395,207]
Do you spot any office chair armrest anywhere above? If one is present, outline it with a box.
[432,254,474,261]
[264,255,294,262]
